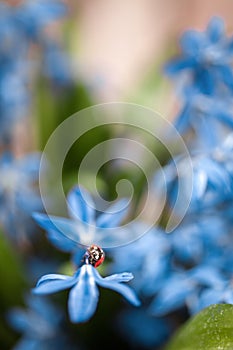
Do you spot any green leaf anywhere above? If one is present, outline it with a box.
[0,233,26,307]
[166,304,233,350]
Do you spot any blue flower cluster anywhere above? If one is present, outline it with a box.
[0,152,42,242]
[166,17,233,148]
[109,17,233,348]
[8,296,77,350]
[0,0,71,143]
[32,186,140,323]
[5,13,233,350]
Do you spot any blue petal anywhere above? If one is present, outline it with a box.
[198,158,231,192]
[195,68,215,94]
[92,268,140,306]
[15,152,41,179]
[16,0,67,32]
[42,41,72,85]
[192,115,219,149]
[193,170,208,199]
[207,17,225,43]
[192,288,223,314]
[32,212,83,244]
[96,198,130,228]
[189,265,226,287]
[104,272,134,283]
[68,265,99,323]
[174,103,192,134]
[47,229,77,252]
[180,30,202,56]
[150,276,194,316]
[33,273,78,294]
[218,65,233,92]
[67,186,95,225]
[164,57,196,75]
[7,309,30,333]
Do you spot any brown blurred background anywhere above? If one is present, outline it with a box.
[70,0,233,110]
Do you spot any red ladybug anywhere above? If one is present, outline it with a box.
[86,244,105,268]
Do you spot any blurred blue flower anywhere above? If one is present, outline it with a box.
[170,215,229,264]
[0,58,29,142]
[173,90,233,146]
[159,139,233,215]
[8,295,76,350]
[0,0,67,44]
[149,273,195,317]
[0,0,71,143]
[0,152,42,241]
[33,264,140,323]
[42,40,72,87]
[33,185,130,252]
[110,226,170,297]
[165,17,233,95]
[189,282,233,314]
[13,0,67,41]
[149,265,226,317]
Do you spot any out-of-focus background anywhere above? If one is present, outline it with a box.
[1,1,233,349]
[73,0,233,105]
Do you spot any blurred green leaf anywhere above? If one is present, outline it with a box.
[0,233,26,348]
[166,304,233,350]
[0,233,26,307]
[35,80,94,150]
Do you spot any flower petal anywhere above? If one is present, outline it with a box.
[149,276,194,316]
[104,272,134,283]
[99,280,140,307]
[7,309,30,333]
[33,273,78,294]
[192,170,208,200]
[15,152,41,180]
[96,198,130,228]
[92,268,140,307]
[207,16,225,43]
[32,212,82,245]
[67,186,95,225]
[47,229,77,252]
[180,30,202,56]
[68,265,99,323]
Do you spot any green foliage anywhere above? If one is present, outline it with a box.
[166,304,233,350]
[0,233,26,307]
[0,233,26,349]
[35,79,94,150]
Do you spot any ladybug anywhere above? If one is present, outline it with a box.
[86,244,105,268]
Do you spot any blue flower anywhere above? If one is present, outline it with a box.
[173,91,233,146]
[0,152,43,240]
[148,273,195,317]
[9,0,67,41]
[0,58,29,142]
[166,17,233,95]
[149,265,225,317]
[0,0,70,143]
[110,226,170,297]
[160,139,233,215]
[42,40,72,87]
[33,264,140,323]
[189,282,233,314]
[7,296,77,350]
[33,185,130,251]
[170,215,229,264]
